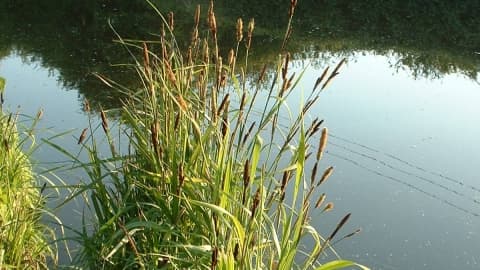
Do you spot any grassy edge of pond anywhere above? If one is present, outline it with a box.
[0,107,57,269]
[2,1,369,269]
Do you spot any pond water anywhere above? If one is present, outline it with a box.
[1,1,480,269]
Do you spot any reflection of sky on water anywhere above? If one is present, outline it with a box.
[1,50,480,269]
[283,53,480,269]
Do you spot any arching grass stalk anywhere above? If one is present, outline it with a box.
[47,1,369,269]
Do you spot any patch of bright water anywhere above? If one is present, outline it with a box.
[1,50,480,269]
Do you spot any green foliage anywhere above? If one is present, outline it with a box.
[45,2,368,269]
[0,77,5,93]
[0,111,57,269]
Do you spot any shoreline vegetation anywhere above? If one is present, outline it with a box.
[1,1,368,269]
[0,108,57,268]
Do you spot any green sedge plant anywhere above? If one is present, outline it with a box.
[46,1,368,269]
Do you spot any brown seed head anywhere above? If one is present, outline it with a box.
[84,99,90,113]
[310,162,318,186]
[164,60,177,87]
[243,159,250,187]
[342,228,362,240]
[322,58,346,90]
[101,110,109,133]
[77,128,88,145]
[322,202,334,213]
[315,193,326,209]
[192,28,199,44]
[280,170,291,201]
[177,95,188,112]
[236,18,243,42]
[233,243,239,260]
[328,213,351,241]
[228,49,235,67]
[194,5,201,26]
[242,122,255,146]
[3,139,9,152]
[289,0,298,17]
[168,12,174,31]
[246,18,255,48]
[36,108,44,120]
[178,163,185,188]
[217,93,230,116]
[316,127,328,160]
[313,66,329,91]
[211,247,218,270]
[318,166,334,186]
[143,42,150,70]
[251,188,261,218]
[203,40,210,64]
[208,1,217,37]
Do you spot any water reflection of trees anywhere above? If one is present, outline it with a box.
[1,0,479,109]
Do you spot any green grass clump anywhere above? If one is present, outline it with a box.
[47,1,368,269]
[0,110,56,269]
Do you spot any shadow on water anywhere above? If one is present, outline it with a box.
[1,0,479,111]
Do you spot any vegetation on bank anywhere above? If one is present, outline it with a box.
[0,102,56,268]
[2,1,369,269]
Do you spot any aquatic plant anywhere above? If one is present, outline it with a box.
[45,1,368,269]
[0,108,57,269]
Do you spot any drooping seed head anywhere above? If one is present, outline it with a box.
[310,162,318,186]
[242,122,256,146]
[316,127,328,160]
[318,166,334,186]
[327,213,351,241]
[217,93,230,116]
[77,128,88,145]
[322,202,334,213]
[322,58,346,90]
[313,66,329,91]
[100,110,109,133]
[36,108,44,120]
[315,193,326,209]
[342,228,362,240]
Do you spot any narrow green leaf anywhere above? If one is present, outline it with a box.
[0,77,5,93]
[315,260,370,270]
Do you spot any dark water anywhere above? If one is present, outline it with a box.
[1,1,480,269]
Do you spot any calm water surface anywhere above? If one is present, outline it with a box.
[1,1,479,269]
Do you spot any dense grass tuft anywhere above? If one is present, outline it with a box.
[0,109,57,269]
[44,1,368,269]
